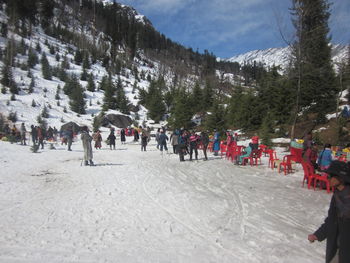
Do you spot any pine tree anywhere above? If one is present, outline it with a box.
[28,77,35,93]
[115,76,129,114]
[168,88,192,129]
[102,76,117,111]
[41,105,49,118]
[31,99,36,107]
[27,48,38,68]
[291,0,336,123]
[40,52,52,80]
[86,73,96,92]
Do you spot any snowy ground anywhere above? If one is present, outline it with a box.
[0,135,331,263]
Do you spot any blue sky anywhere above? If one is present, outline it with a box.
[116,0,350,59]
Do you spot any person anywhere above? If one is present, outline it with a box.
[233,132,239,146]
[158,130,169,153]
[318,143,333,171]
[66,126,73,151]
[235,143,252,165]
[141,131,148,151]
[308,160,350,263]
[226,131,233,147]
[303,132,313,154]
[155,128,161,149]
[107,130,116,150]
[81,126,94,166]
[303,142,318,170]
[31,124,37,145]
[213,130,220,156]
[20,123,26,145]
[120,128,126,144]
[251,135,259,151]
[200,131,209,161]
[37,126,44,149]
[189,131,200,161]
[170,130,179,154]
[93,130,102,149]
[177,131,187,162]
[134,127,139,142]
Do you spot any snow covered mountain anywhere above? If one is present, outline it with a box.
[227,44,349,70]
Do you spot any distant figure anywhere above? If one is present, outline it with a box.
[37,126,44,149]
[20,123,26,145]
[141,131,148,151]
[200,131,209,161]
[120,128,126,144]
[170,130,179,154]
[31,125,37,145]
[107,130,116,150]
[93,130,102,149]
[213,130,220,156]
[66,126,73,151]
[251,135,259,151]
[158,130,168,152]
[81,126,94,166]
[341,106,350,119]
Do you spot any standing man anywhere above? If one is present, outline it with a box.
[200,131,209,161]
[308,160,350,263]
[20,123,26,145]
[81,126,94,166]
[213,130,220,156]
[66,126,73,151]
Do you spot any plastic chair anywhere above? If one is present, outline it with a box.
[242,150,255,166]
[267,149,279,169]
[207,141,214,152]
[301,162,317,189]
[313,171,334,193]
[278,154,295,175]
[252,149,263,165]
[220,143,227,157]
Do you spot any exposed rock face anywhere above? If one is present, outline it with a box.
[101,114,132,128]
[60,121,82,133]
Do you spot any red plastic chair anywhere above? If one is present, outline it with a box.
[220,143,227,157]
[301,162,317,189]
[267,149,279,169]
[278,154,295,175]
[252,148,263,165]
[313,172,334,193]
[242,150,256,166]
[207,141,214,152]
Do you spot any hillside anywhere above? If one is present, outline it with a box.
[227,44,349,71]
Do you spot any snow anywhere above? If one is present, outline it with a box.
[0,135,331,262]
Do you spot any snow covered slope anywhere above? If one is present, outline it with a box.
[227,44,348,70]
[0,136,330,262]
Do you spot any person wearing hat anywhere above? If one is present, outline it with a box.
[308,160,350,263]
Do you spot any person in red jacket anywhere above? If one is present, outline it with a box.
[251,135,259,151]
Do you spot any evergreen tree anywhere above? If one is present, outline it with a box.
[31,99,36,107]
[86,73,96,92]
[168,88,192,129]
[291,0,336,122]
[28,77,35,93]
[204,102,227,132]
[115,76,129,114]
[74,49,83,65]
[191,82,203,113]
[102,76,117,111]
[40,52,52,80]
[41,105,49,118]
[27,48,39,68]
[68,80,86,114]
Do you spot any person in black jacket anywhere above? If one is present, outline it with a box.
[107,130,116,150]
[308,160,350,263]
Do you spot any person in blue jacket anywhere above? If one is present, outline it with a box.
[235,143,252,165]
[318,143,333,170]
[213,130,220,156]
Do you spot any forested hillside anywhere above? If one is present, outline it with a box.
[0,0,349,145]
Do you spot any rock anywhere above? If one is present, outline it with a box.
[101,114,132,128]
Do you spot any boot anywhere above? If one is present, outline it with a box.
[89,160,94,166]
[84,161,89,166]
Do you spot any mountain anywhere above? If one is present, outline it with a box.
[227,44,349,70]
